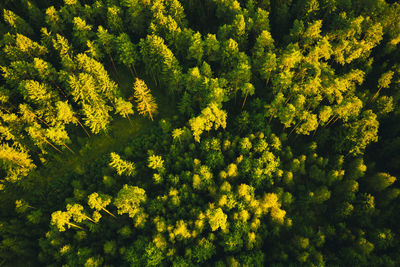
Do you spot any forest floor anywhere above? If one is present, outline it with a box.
[25,67,176,188]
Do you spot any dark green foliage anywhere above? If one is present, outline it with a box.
[0,0,399,266]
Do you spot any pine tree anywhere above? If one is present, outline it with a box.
[252,30,276,85]
[68,73,99,104]
[51,210,84,232]
[107,6,124,33]
[109,152,135,176]
[241,82,255,109]
[139,34,182,92]
[206,207,228,231]
[55,101,90,137]
[253,8,270,35]
[0,143,35,183]
[96,26,118,78]
[342,110,379,155]
[85,40,103,60]
[52,34,74,69]
[18,80,54,105]
[370,71,394,103]
[3,9,33,36]
[75,53,118,100]
[172,128,184,142]
[364,173,396,193]
[66,204,96,224]
[81,102,112,134]
[21,0,42,27]
[148,155,164,170]
[72,17,93,46]
[204,34,220,62]
[3,33,47,61]
[120,0,150,35]
[25,122,62,153]
[116,33,137,77]
[45,6,64,34]
[132,78,158,121]
[189,103,227,142]
[187,32,204,65]
[114,184,147,227]
[45,124,75,154]
[32,58,58,84]
[88,192,116,217]
[115,97,134,122]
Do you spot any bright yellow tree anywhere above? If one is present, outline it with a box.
[132,78,158,121]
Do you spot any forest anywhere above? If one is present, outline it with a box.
[0,0,400,266]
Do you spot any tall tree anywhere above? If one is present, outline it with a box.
[114,184,147,227]
[88,192,116,217]
[96,26,118,78]
[139,34,182,93]
[114,97,134,123]
[72,17,93,47]
[107,6,124,33]
[3,33,47,61]
[0,143,35,183]
[3,9,33,36]
[132,78,158,121]
[109,152,135,176]
[189,102,227,142]
[116,33,138,77]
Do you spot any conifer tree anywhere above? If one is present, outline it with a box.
[3,33,47,61]
[1,2,400,266]
[241,82,255,109]
[132,78,158,121]
[45,6,64,34]
[55,101,90,137]
[66,204,96,224]
[364,173,396,193]
[342,110,379,155]
[115,97,134,123]
[370,71,394,103]
[51,210,84,232]
[206,207,228,231]
[114,184,147,227]
[75,53,118,100]
[96,26,118,77]
[148,155,164,170]
[0,143,35,183]
[188,32,204,65]
[204,34,220,62]
[139,34,182,92]
[189,102,227,142]
[25,122,62,154]
[172,128,184,142]
[88,193,116,217]
[3,9,33,36]
[45,124,75,154]
[18,80,54,106]
[52,34,74,69]
[116,33,138,77]
[81,102,112,134]
[109,152,135,176]
[120,0,150,35]
[85,40,103,60]
[107,6,124,33]
[72,17,93,46]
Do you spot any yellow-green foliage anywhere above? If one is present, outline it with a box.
[133,78,158,120]
[109,152,135,176]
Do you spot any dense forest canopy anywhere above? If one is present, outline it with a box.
[0,0,400,266]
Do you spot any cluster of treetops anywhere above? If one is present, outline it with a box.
[0,0,400,266]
